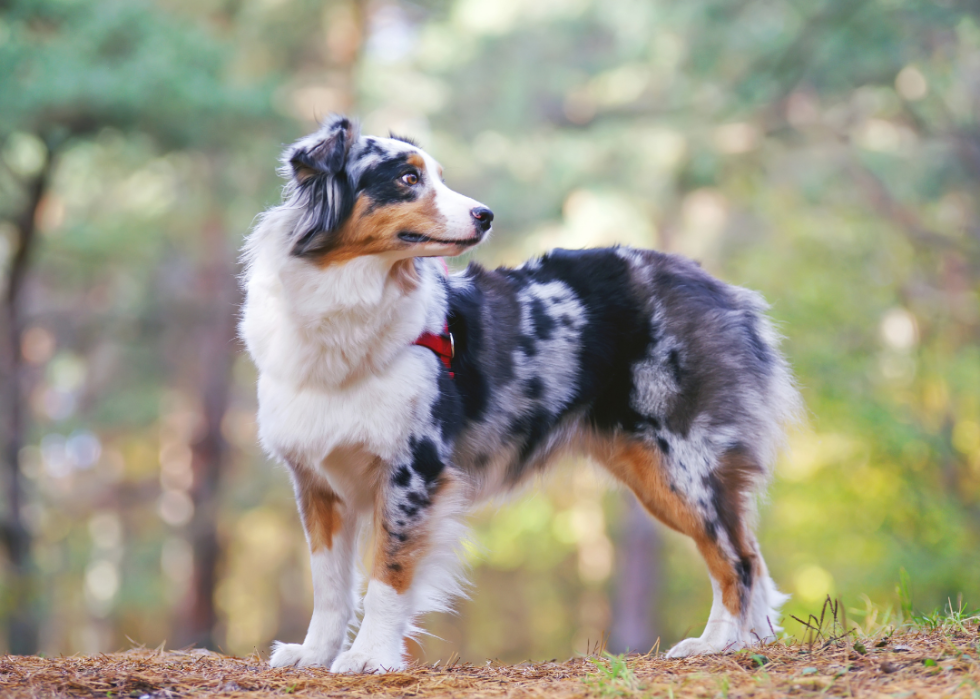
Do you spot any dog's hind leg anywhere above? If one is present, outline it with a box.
[597,438,787,657]
[270,465,360,668]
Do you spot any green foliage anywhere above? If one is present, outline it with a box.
[0,0,278,150]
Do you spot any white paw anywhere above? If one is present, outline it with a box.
[268,641,338,668]
[330,648,405,674]
[666,636,742,658]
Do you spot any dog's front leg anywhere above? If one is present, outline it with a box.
[330,447,463,674]
[270,467,358,668]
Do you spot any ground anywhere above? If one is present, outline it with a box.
[2,623,978,699]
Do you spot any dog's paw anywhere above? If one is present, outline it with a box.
[269,641,337,668]
[329,648,404,674]
[665,636,741,658]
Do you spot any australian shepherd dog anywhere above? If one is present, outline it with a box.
[239,116,801,673]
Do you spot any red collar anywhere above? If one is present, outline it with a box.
[412,257,455,378]
[413,322,454,378]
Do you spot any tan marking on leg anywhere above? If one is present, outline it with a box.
[371,475,458,594]
[694,539,744,614]
[711,446,764,612]
[595,438,745,617]
[291,468,344,553]
[372,514,427,594]
[711,446,763,561]
[594,439,699,533]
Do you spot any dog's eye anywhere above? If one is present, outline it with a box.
[401,172,419,186]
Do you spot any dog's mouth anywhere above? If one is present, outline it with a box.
[398,231,482,247]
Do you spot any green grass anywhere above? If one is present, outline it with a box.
[575,576,980,699]
[583,652,646,698]
[793,571,979,649]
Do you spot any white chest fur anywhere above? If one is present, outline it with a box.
[254,351,434,499]
[240,221,448,504]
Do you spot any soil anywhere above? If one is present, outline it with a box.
[2,627,978,698]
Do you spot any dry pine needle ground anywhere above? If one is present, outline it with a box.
[1,625,978,699]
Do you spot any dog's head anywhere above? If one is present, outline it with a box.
[282,116,493,266]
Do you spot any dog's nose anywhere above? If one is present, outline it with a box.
[471,207,494,232]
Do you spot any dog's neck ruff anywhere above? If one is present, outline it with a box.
[241,223,449,389]
[412,258,454,378]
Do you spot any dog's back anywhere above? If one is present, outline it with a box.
[447,247,798,490]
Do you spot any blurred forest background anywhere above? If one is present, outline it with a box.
[1,0,978,663]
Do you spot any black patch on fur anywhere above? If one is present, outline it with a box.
[528,297,556,340]
[448,285,490,422]
[357,153,420,213]
[360,138,385,157]
[409,437,443,486]
[517,335,538,356]
[705,519,717,542]
[666,349,684,385]
[432,369,463,443]
[407,491,431,508]
[507,408,553,462]
[447,266,523,423]
[524,249,652,433]
[393,466,412,488]
[525,377,544,400]
[736,557,753,589]
[384,524,408,542]
[656,436,670,455]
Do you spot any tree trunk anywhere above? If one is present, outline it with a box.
[609,495,663,654]
[0,149,55,654]
[174,211,240,650]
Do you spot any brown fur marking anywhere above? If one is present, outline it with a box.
[711,445,761,561]
[371,476,457,593]
[313,190,447,269]
[293,470,344,553]
[596,438,748,617]
[710,446,763,609]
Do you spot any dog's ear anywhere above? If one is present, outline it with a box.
[290,117,354,183]
[287,117,358,258]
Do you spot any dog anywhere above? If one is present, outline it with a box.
[239,115,801,673]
